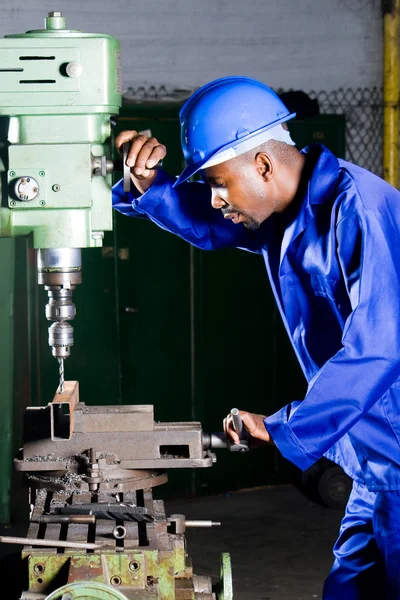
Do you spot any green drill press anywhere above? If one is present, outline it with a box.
[0,14,235,600]
[0,11,122,389]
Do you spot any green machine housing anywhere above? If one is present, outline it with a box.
[0,12,122,364]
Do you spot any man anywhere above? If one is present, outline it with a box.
[112,76,400,599]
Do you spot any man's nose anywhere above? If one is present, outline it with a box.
[211,190,227,210]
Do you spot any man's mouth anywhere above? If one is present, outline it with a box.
[223,210,242,224]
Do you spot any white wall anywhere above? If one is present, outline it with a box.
[0,0,383,93]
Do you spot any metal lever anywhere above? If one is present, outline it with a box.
[229,408,249,452]
[202,408,250,453]
[0,535,102,550]
[231,408,244,437]
[122,141,163,192]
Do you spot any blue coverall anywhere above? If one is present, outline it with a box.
[113,144,400,599]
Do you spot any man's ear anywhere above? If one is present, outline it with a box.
[255,152,273,182]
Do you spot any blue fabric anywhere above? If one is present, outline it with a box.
[323,483,400,600]
[113,144,400,492]
[323,483,384,599]
[112,143,400,595]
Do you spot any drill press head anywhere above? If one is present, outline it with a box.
[0,13,122,370]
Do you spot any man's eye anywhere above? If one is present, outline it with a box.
[213,182,226,189]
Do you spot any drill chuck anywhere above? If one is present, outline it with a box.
[48,321,74,358]
[37,248,81,361]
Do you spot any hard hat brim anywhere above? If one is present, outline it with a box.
[173,112,296,187]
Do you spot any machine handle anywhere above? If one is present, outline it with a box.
[122,141,163,192]
[230,408,244,437]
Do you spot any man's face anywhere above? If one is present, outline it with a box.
[202,154,280,230]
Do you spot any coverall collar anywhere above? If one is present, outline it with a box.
[276,144,341,275]
[302,143,341,206]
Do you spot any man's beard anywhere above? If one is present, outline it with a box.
[243,215,261,230]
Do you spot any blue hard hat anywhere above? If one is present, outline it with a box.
[174,76,296,186]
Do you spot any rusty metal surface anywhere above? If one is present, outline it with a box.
[75,404,154,433]
[20,487,210,599]
[18,383,213,470]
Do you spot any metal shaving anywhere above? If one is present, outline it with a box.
[27,471,86,492]
[23,454,88,467]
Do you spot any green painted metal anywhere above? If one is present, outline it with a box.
[0,12,122,248]
[24,547,187,599]
[216,553,233,600]
[44,581,129,600]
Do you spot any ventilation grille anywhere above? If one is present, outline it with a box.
[19,79,56,84]
[0,56,57,83]
[19,56,55,61]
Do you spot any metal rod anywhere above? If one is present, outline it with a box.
[33,514,96,525]
[186,520,221,528]
[0,535,102,550]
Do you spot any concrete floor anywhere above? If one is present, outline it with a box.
[0,483,344,600]
[166,484,344,600]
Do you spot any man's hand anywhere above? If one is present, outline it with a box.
[115,130,167,194]
[223,410,274,448]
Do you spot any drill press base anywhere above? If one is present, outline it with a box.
[21,487,217,600]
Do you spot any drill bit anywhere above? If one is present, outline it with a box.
[57,357,64,394]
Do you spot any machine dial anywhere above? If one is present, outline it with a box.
[14,176,39,201]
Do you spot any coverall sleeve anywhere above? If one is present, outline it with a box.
[112,171,261,252]
[265,198,400,470]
